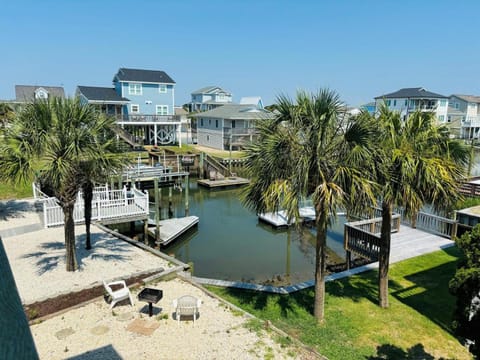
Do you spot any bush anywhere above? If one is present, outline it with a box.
[449,224,480,357]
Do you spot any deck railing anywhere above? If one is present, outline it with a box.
[344,214,401,261]
[34,184,149,228]
[396,209,456,239]
[116,114,182,123]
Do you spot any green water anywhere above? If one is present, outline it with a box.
[143,181,346,284]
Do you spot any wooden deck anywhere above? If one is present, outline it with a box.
[389,225,454,263]
[197,177,249,188]
[147,216,199,245]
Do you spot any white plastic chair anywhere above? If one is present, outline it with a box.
[173,295,201,325]
[103,280,134,309]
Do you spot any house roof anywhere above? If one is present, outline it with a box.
[114,68,175,84]
[191,104,274,120]
[451,94,480,103]
[77,86,130,103]
[191,85,231,95]
[374,87,447,99]
[240,96,262,105]
[174,107,188,116]
[15,85,65,101]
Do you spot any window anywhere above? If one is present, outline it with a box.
[131,104,140,113]
[159,84,167,93]
[455,102,459,109]
[209,119,211,125]
[404,99,408,106]
[438,115,445,122]
[393,100,397,106]
[232,120,236,128]
[156,105,168,115]
[439,99,447,106]
[200,118,204,126]
[215,119,218,128]
[386,100,391,106]
[129,83,142,95]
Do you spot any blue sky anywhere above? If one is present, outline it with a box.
[1,0,479,106]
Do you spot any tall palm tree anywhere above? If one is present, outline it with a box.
[0,98,107,271]
[242,89,376,323]
[371,103,469,308]
[77,114,127,250]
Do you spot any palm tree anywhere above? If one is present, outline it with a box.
[0,98,108,271]
[0,102,15,128]
[242,89,376,323]
[371,103,469,308]
[77,114,127,250]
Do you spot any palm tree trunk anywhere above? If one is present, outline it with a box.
[83,181,93,250]
[63,203,78,272]
[379,200,392,308]
[314,208,328,323]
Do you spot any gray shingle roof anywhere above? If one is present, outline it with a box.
[191,86,231,95]
[191,104,274,120]
[77,86,130,103]
[15,85,65,101]
[374,87,447,99]
[451,94,480,103]
[114,68,175,84]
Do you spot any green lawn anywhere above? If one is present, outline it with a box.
[207,247,472,359]
[0,181,33,200]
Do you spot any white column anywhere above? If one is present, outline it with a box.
[178,125,182,147]
[154,124,158,146]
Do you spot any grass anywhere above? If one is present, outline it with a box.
[207,247,473,360]
[0,181,33,200]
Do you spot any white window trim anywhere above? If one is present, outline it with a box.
[156,105,168,116]
[128,83,142,95]
[131,104,140,113]
[159,84,167,93]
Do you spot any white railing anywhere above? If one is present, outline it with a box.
[463,116,480,127]
[35,184,149,228]
[395,208,456,239]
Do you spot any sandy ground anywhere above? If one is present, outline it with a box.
[31,278,306,360]
[1,199,313,359]
[0,199,172,304]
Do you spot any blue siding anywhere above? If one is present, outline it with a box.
[114,80,174,116]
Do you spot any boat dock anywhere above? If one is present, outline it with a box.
[258,206,316,228]
[197,177,249,188]
[147,216,199,245]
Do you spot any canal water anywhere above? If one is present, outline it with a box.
[130,180,346,285]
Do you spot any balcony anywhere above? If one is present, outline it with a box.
[463,115,480,128]
[115,114,183,124]
[223,127,257,136]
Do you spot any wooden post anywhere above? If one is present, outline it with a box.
[199,152,204,179]
[168,186,173,218]
[143,219,149,245]
[452,211,458,239]
[185,175,190,217]
[154,178,160,244]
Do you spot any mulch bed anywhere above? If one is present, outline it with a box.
[24,271,159,321]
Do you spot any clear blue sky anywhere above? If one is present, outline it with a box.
[1,0,479,107]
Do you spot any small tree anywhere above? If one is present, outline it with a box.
[449,224,480,357]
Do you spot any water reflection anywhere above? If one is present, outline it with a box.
[144,181,346,284]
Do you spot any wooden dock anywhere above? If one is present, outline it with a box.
[258,206,317,228]
[147,216,199,245]
[197,177,249,188]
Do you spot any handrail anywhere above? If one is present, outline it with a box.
[203,153,233,177]
[38,185,149,228]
